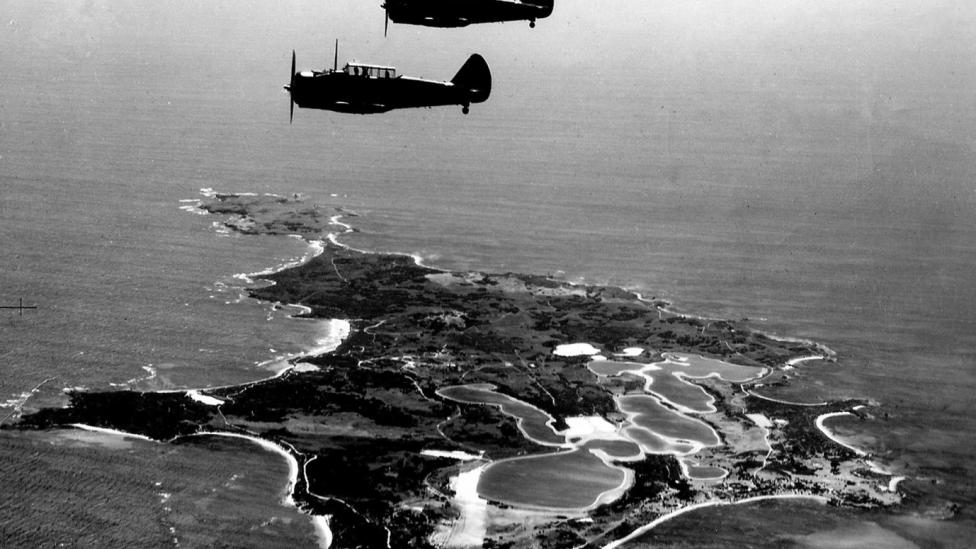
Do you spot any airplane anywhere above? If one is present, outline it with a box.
[284,43,491,119]
[382,0,554,34]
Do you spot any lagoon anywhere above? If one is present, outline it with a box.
[646,373,715,413]
[477,449,628,510]
[437,384,565,446]
[618,395,720,447]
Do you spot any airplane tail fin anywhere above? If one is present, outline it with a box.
[451,54,491,104]
[524,0,554,17]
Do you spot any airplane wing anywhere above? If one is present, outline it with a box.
[333,101,391,114]
[422,15,469,25]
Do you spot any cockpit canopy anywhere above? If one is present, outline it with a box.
[344,63,397,79]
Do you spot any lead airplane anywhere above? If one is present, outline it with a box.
[285,44,491,118]
[382,0,554,34]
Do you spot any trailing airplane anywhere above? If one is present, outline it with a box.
[284,43,491,118]
[382,0,554,34]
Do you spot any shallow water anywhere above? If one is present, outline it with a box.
[588,361,653,377]
[478,449,627,510]
[618,395,720,447]
[0,430,319,548]
[664,354,765,382]
[582,439,644,460]
[647,373,714,413]
[625,497,969,549]
[622,427,697,456]
[438,384,565,446]
[681,463,726,481]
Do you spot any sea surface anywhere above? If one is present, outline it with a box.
[1,1,974,547]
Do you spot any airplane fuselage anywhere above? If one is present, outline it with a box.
[291,73,466,113]
[385,0,553,28]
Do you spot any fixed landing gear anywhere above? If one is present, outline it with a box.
[529,19,536,28]
[462,105,470,115]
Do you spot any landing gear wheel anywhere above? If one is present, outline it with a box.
[462,106,470,115]
[529,20,536,28]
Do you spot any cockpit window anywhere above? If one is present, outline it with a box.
[346,65,396,78]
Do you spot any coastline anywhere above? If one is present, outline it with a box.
[64,425,334,549]
[814,412,868,457]
[179,431,335,549]
[145,318,350,399]
[69,423,157,443]
[0,377,55,426]
[601,494,830,549]
[635,294,837,365]
[744,388,828,407]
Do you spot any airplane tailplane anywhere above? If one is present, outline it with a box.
[451,54,491,104]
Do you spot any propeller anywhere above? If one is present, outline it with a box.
[287,50,296,123]
[384,5,389,37]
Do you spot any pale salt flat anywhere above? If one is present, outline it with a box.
[615,347,644,357]
[444,466,488,547]
[186,390,223,406]
[421,449,484,461]
[554,343,601,357]
[746,413,773,429]
[562,416,619,440]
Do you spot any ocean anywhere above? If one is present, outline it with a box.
[1,1,974,547]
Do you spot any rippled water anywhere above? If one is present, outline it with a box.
[0,430,319,548]
[618,395,719,447]
[478,449,628,510]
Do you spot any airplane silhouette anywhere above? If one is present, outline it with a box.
[382,0,554,34]
[285,44,491,118]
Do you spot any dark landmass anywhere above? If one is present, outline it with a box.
[198,192,338,237]
[8,193,901,548]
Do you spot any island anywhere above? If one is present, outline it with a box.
[7,192,903,548]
